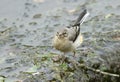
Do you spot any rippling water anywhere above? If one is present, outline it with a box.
[0,0,120,81]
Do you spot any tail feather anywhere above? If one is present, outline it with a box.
[73,9,89,26]
[72,9,89,43]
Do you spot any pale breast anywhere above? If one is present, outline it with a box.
[53,36,75,52]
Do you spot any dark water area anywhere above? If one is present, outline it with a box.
[0,0,120,82]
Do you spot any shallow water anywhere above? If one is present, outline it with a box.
[0,0,120,82]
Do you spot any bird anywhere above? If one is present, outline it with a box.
[53,9,89,57]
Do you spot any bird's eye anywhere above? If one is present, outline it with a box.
[63,32,68,37]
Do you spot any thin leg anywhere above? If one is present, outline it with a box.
[61,53,66,64]
[73,51,76,57]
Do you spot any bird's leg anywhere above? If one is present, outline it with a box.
[73,51,76,57]
[61,53,66,64]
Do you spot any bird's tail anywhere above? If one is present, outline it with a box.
[72,9,89,47]
[73,9,89,26]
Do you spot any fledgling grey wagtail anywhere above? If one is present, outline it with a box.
[53,9,89,56]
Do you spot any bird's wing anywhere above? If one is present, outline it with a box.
[67,9,89,42]
[66,26,80,42]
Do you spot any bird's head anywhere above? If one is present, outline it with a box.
[56,29,68,39]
